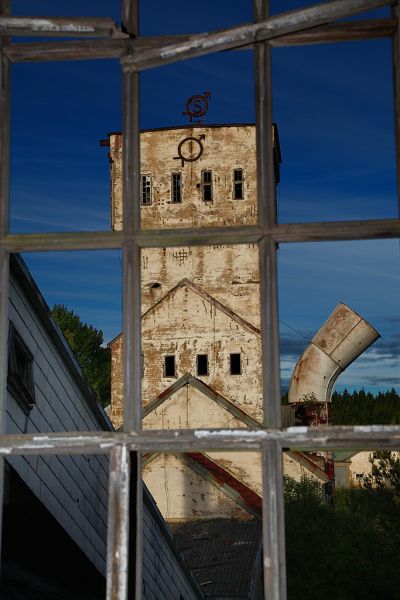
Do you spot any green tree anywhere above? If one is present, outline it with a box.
[331,388,400,425]
[52,304,111,407]
[284,475,400,599]
[364,451,400,495]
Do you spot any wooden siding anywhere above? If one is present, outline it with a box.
[143,488,202,600]
[6,262,203,598]
[7,270,110,574]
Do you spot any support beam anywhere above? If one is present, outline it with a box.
[0,15,123,37]
[0,0,10,569]
[2,218,399,253]
[121,0,392,71]
[106,445,130,600]
[392,2,400,217]
[262,441,286,600]
[0,426,400,454]
[4,20,395,63]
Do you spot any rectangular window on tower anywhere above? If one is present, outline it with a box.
[141,175,152,205]
[233,169,244,199]
[230,353,241,375]
[196,354,208,376]
[202,170,213,201]
[164,355,176,377]
[171,173,182,203]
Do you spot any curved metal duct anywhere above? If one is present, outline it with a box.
[288,303,380,404]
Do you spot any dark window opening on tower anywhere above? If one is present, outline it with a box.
[202,170,213,201]
[230,353,241,375]
[172,173,182,203]
[196,354,208,376]
[233,169,244,200]
[141,175,152,205]
[164,355,176,377]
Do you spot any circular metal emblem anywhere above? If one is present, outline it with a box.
[183,93,210,122]
[174,134,205,167]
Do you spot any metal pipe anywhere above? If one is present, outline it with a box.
[288,303,380,404]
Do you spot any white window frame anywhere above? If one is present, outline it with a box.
[141,174,152,206]
[0,2,399,599]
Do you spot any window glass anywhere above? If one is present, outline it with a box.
[7,323,35,413]
[171,173,182,204]
[202,171,213,202]
[141,175,152,206]
[233,169,244,200]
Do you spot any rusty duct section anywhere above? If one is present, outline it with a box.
[288,302,380,405]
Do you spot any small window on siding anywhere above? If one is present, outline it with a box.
[233,169,244,200]
[196,354,208,376]
[230,353,241,375]
[202,170,213,201]
[171,173,182,203]
[7,323,35,412]
[164,355,176,377]
[141,175,152,205]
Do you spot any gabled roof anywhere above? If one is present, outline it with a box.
[184,452,262,519]
[143,372,262,429]
[333,450,361,463]
[10,254,113,432]
[109,278,260,348]
[170,518,262,600]
[144,451,262,520]
[286,451,330,483]
[142,278,261,336]
[143,373,329,484]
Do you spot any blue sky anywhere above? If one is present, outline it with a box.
[9,1,399,394]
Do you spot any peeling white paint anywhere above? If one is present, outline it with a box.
[194,429,268,438]
[287,426,308,434]
[354,425,394,433]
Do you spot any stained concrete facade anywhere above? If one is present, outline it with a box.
[107,124,328,521]
[110,125,259,231]
[109,125,263,431]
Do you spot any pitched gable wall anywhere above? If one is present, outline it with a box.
[111,283,263,423]
[143,453,254,522]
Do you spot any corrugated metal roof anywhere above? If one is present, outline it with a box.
[170,518,262,599]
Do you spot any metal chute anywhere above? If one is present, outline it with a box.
[288,303,380,404]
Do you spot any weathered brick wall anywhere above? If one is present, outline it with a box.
[140,244,260,324]
[109,334,123,429]
[110,125,257,231]
[109,125,262,433]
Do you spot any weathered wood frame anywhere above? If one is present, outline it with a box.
[0,0,399,598]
